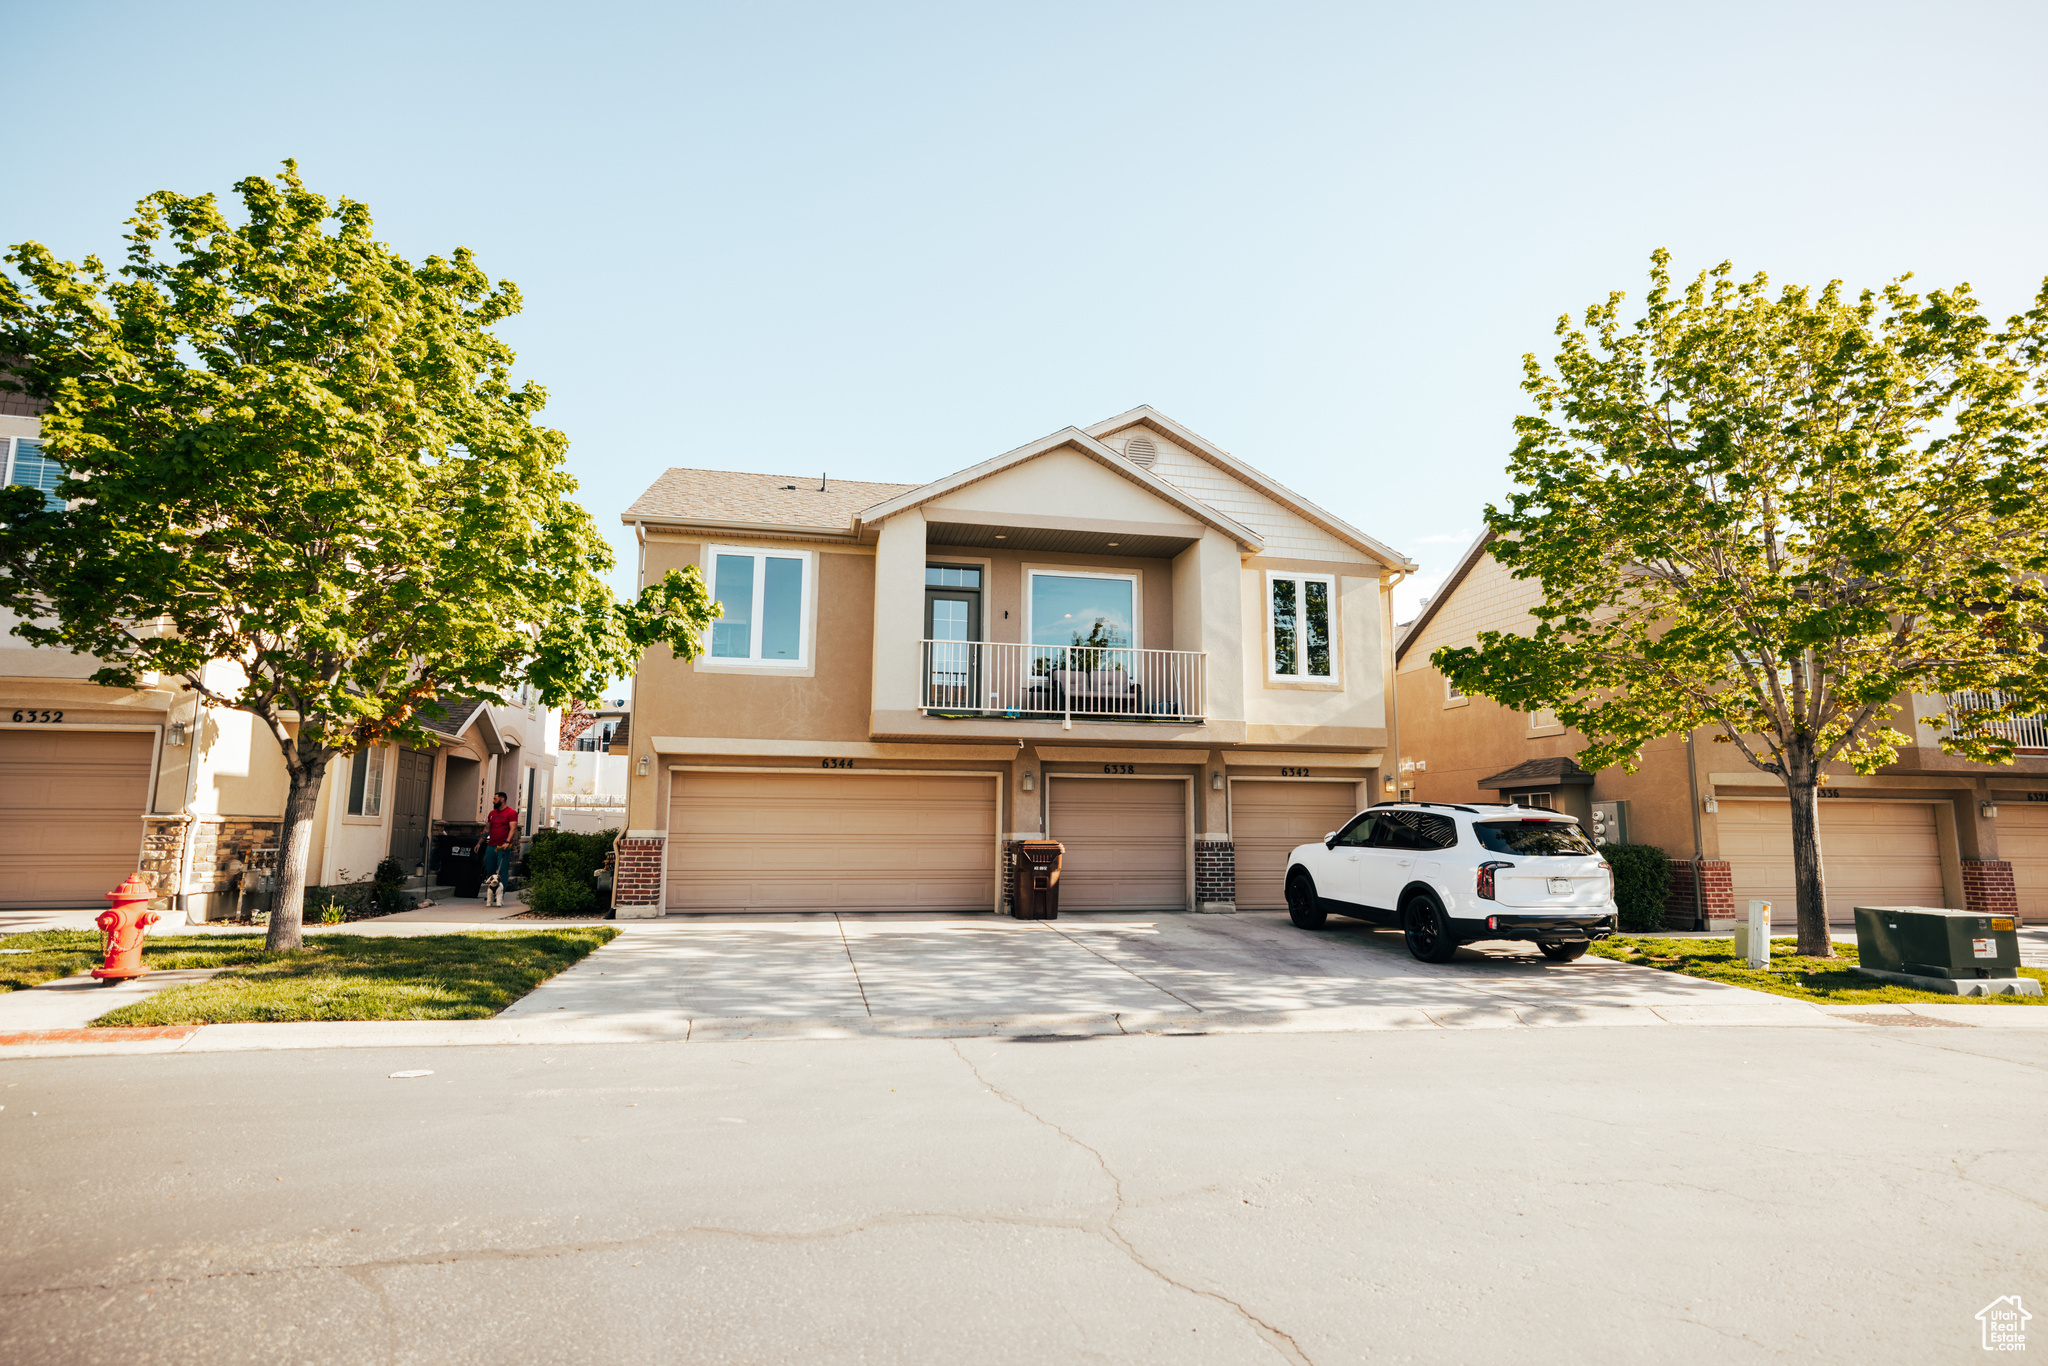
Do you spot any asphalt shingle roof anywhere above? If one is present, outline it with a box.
[1476,755,1594,788]
[622,468,918,530]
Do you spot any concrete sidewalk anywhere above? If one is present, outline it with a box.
[6,909,2044,1057]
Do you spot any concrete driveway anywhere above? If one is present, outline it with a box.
[500,909,1792,1029]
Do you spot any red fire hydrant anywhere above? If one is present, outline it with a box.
[93,874,160,985]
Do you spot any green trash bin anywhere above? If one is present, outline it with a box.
[1852,905,2036,995]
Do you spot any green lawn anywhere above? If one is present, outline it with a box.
[0,927,615,1025]
[1592,935,2048,1005]
[0,930,275,993]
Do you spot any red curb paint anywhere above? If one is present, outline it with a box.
[0,1026,200,1046]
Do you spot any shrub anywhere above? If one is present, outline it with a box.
[1599,843,1672,932]
[300,880,372,920]
[526,829,618,889]
[370,857,409,917]
[524,868,597,915]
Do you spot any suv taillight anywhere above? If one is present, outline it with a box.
[1476,861,1513,900]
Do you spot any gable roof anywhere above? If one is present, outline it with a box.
[619,408,1411,571]
[1394,529,1498,661]
[850,425,1264,552]
[419,697,506,754]
[1086,407,1416,572]
[624,469,916,534]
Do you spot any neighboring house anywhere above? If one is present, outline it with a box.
[1,384,559,913]
[1394,533,2048,926]
[556,698,630,834]
[612,406,1415,918]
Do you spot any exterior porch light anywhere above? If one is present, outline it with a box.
[1210,770,1224,791]
[637,754,650,777]
[1983,801,1999,819]
[1021,771,1035,792]
[1701,794,1718,814]
[166,721,187,747]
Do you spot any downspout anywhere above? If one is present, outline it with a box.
[1384,567,1409,807]
[1685,728,1706,930]
[171,692,204,921]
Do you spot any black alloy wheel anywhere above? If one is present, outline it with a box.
[1538,940,1589,962]
[1286,871,1327,929]
[1402,894,1459,963]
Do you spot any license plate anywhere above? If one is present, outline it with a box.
[1548,878,1573,895]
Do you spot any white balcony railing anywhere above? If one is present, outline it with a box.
[1946,691,2048,751]
[920,641,1205,726]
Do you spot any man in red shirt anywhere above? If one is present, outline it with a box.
[478,790,520,891]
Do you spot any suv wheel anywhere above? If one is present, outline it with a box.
[1402,893,1458,963]
[1538,941,1588,962]
[1286,871,1327,929]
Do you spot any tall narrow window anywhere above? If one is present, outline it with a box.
[1267,573,1336,681]
[706,547,811,665]
[347,746,386,817]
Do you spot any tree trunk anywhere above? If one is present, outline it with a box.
[266,753,330,952]
[1783,766,1835,959]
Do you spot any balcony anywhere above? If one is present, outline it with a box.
[919,641,1205,726]
[1946,691,2048,752]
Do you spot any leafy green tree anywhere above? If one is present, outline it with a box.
[0,163,715,950]
[1434,251,2048,956]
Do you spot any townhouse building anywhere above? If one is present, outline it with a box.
[1395,533,2048,926]
[610,407,1414,917]
[0,390,559,916]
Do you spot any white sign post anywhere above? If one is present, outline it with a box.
[1745,898,1771,968]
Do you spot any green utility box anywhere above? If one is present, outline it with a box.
[1853,906,2021,981]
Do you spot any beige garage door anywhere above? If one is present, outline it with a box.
[1719,800,1945,923]
[1999,803,2048,923]
[1047,777,1187,911]
[667,771,997,912]
[1231,781,1361,910]
[0,729,154,908]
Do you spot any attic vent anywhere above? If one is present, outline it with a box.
[1124,436,1158,468]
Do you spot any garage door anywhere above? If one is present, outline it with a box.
[0,729,154,908]
[667,771,997,911]
[1231,781,1361,910]
[1999,803,2048,923]
[1718,800,1945,923]
[1047,777,1187,911]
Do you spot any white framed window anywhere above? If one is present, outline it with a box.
[706,545,814,667]
[1026,568,1139,651]
[1267,572,1336,681]
[2,437,67,512]
[1528,706,1560,731]
[346,746,386,817]
[1446,677,1464,701]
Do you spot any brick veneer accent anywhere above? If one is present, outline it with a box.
[139,816,189,912]
[1961,860,2018,918]
[1663,858,1733,929]
[611,836,665,910]
[1195,838,1235,910]
[137,815,283,916]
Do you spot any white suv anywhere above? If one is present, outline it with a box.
[1283,803,1617,963]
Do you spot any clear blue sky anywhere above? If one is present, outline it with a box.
[7,0,2046,627]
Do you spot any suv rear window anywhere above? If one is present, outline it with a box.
[1474,819,1598,856]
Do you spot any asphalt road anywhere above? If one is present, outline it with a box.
[4,1025,2044,1365]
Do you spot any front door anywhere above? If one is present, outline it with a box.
[924,565,982,709]
[389,747,434,872]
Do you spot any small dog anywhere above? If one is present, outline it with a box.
[481,874,503,908]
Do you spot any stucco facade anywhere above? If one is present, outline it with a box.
[614,407,1412,917]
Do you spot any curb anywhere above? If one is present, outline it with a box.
[3,997,2045,1058]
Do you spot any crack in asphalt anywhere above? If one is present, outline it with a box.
[945,1038,1312,1366]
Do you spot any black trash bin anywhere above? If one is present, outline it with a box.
[434,827,486,899]
[1008,840,1064,919]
